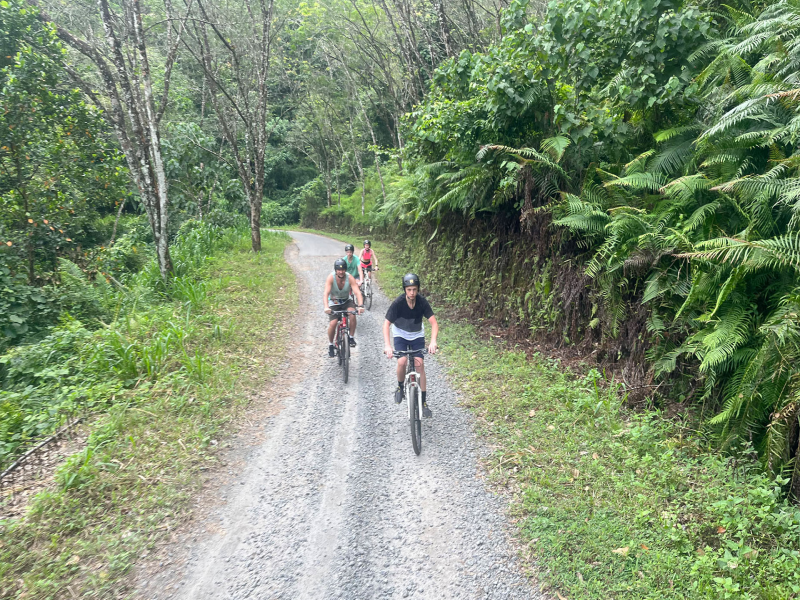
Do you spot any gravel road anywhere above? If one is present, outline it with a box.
[137,231,542,600]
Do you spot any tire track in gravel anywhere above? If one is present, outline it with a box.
[136,230,544,600]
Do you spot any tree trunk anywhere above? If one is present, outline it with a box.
[251,202,262,252]
[30,0,186,281]
[110,197,127,245]
[435,0,453,57]
[190,0,275,253]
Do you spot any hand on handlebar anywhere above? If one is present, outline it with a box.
[384,346,393,359]
[358,306,365,315]
[324,307,332,314]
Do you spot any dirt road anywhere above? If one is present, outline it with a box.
[137,231,541,600]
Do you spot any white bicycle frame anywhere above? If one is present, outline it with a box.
[405,367,423,422]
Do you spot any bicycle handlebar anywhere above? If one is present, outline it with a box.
[328,309,359,315]
[392,349,429,358]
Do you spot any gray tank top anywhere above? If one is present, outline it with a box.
[329,271,351,304]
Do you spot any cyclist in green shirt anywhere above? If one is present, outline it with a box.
[343,244,363,285]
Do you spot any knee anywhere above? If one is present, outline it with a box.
[415,357,424,369]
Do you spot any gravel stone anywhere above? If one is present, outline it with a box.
[137,231,544,600]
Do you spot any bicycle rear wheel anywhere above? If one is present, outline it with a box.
[336,327,343,366]
[409,385,422,455]
[342,332,350,383]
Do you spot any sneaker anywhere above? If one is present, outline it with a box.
[349,337,357,348]
[328,344,335,358]
[422,401,432,418]
[394,386,404,404]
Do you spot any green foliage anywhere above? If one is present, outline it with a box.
[550,0,800,484]
[440,320,800,599]
[0,221,252,471]
[0,0,128,284]
[262,199,299,226]
[0,227,294,599]
[382,0,800,491]
[0,266,57,349]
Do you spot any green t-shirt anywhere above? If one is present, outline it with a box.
[343,255,360,279]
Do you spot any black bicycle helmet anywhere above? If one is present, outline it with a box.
[402,273,420,289]
[363,239,371,246]
[334,258,347,270]
[345,243,354,252]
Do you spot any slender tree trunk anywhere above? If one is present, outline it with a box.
[336,55,387,204]
[324,164,333,208]
[435,0,453,56]
[30,0,185,281]
[110,197,127,245]
[347,118,366,216]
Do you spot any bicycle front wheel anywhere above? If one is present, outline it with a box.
[336,328,343,366]
[342,332,350,383]
[365,280,373,310]
[409,385,422,455]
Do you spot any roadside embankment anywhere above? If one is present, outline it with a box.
[0,229,295,599]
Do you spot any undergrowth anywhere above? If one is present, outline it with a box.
[0,227,295,599]
[335,228,800,600]
[439,322,800,599]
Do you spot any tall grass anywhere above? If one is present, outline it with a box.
[0,226,294,599]
[0,221,251,471]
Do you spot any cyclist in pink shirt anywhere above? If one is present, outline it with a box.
[358,240,378,294]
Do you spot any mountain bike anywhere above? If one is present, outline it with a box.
[360,266,376,310]
[330,309,358,383]
[393,348,428,455]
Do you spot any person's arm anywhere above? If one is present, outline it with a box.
[357,261,364,282]
[383,319,393,358]
[349,274,364,312]
[322,275,333,313]
[428,315,439,354]
[371,249,378,268]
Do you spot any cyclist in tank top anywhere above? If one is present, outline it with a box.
[359,240,378,272]
[323,258,364,358]
[358,240,378,293]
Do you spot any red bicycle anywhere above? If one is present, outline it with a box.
[330,309,357,383]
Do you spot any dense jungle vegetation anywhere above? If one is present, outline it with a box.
[304,0,800,502]
[3,0,800,594]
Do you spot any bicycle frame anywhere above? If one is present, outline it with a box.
[394,349,427,450]
[331,309,357,350]
[361,265,375,284]
[404,360,423,424]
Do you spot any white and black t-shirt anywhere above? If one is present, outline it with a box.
[385,294,434,340]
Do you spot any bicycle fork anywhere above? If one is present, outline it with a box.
[405,371,422,421]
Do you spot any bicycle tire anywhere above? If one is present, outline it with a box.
[409,384,422,455]
[366,279,373,310]
[342,332,350,383]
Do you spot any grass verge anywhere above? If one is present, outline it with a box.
[0,230,295,599]
[439,323,800,599]
[304,226,800,600]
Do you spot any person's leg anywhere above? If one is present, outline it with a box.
[394,337,408,403]
[327,318,337,342]
[326,315,337,357]
[416,357,426,391]
[396,356,407,382]
[349,314,356,335]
